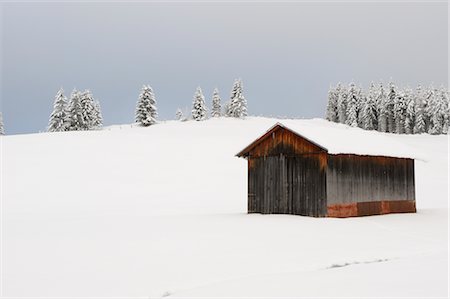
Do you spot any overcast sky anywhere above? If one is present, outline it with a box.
[0,2,448,134]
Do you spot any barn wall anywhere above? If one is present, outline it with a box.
[248,153,327,217]
[326,155,415,215]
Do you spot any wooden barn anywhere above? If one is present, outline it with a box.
[236,122,417,217]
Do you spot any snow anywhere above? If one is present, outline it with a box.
[1,117,448,297]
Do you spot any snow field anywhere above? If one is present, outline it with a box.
[1,117,448,297]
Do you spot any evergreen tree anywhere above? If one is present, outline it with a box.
[337,83,348,124]
[345,83,358,127]
[427,87,440,134]
[394,89,408,134]
[47,88,68,132]
[223,101,231,117]
[92,100,103,129]
[79,90,96,130]
[414,85,426,134]
[405,92,416,134]
[326,84,339,122]
[428,87,448,135]
[135,85,157,126]
[227,79,248,118]
[442,89,450,134]
[362,82,378,130]
[192,87,207,121]
[356,86,365,127]
[65,90,84,131]
[0,112,4,135]
[376,82,388,132]
[211,88,222,117]
[176,108,184,121]
[386,81,397,133]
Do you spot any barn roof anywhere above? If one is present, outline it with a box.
[236,120,421,160]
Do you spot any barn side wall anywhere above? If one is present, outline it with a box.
[326,154,416,217]
[248,153,327,217]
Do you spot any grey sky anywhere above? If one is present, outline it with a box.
[0,2,448,134]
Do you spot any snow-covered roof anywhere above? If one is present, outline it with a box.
[237,119,421,160]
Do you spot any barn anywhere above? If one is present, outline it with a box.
[236,122,417,217]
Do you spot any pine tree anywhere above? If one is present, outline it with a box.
[394,89,408,134]
[192,87,207,121]
[429,87,448,135]
[414,85,426,134]
[356,86,365,127]
[346,83,358,127]
[135,85,157,126]
[442,90,450,134]
[405,92,415,134]
[176,108,184,121]
[65,90,84,131]
[337,83,348,124]
[0,112,4,135]
[362,82,378,130]
[427,88,442,134]
[227,79,248,118]
[211,88,222,117]
[79,90,96,130]
[376,82,388,132]
[386,81,397,133]
[92,100,103,129]
[47,88,68,132]
[326,84,339,122]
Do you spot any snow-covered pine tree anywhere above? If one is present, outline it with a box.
[47,88,67,132]
[176,108,184,121]
[92,100,103,129]
[211,88,222,117]
[438,87,449,134]
[228,79,248,118]
[414,85,426,134]
[356,86,365,127]
[135,85,158,126]
[0,112,4,135]
[79,90,96,130]
[223,101,231,117]
[226,80,239,117]
[442,89,450,134]
[428,87,448,135]
[65,90,84,131]
[427,87,442,135]
[345,83,358,127]
[326,84,339,122]
[337,83,348,124]
[386,81,397,133]
[394,89,408,134]
[376,82,388,132]
[362,82,378,130]
[405,90,416,134]
[192,87,207,121]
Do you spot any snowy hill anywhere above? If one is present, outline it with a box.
[1,117,448,297]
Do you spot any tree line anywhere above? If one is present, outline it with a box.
[135,78,247,125]
[42,78,248,133]
[326,82,450,134]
